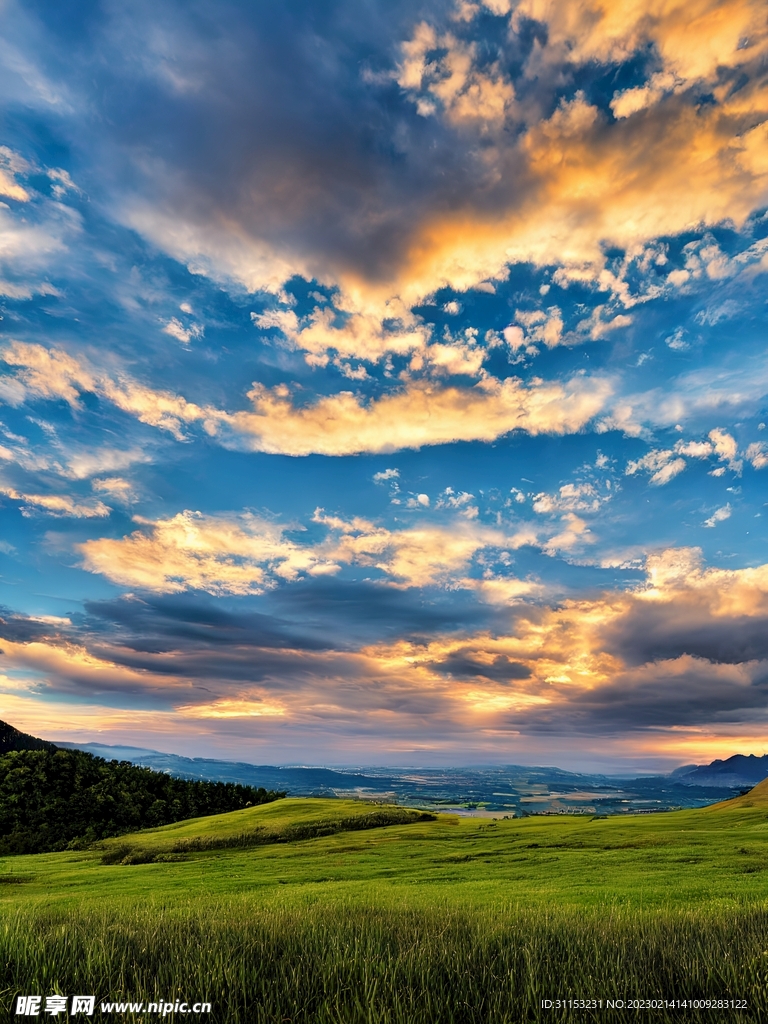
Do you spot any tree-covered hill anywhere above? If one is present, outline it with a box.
[0,746,285,854]
[0,719,57,755]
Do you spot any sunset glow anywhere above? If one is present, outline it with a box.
[0,0,767,770]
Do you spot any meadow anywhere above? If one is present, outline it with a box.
[2,787,768,1022]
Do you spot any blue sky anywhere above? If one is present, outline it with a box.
[0,0,767,770]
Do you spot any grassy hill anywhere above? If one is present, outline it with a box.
[3,786,768,911]
[2,789,768,1021]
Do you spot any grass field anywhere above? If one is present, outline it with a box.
[2,786,768,1021]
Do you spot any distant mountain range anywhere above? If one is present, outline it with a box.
[2,719,762,814]
[55,738,760,815]
[671,754,768,788]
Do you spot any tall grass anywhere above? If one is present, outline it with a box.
[2,902,768,1022]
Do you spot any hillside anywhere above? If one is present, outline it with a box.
[0,746,285,854]
[3,786,768,1021]
[705,774,768,810]
[1,778,767,911]
[0,719,57,755]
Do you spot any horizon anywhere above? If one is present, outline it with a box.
[1,0,768,770]
[38,727,768,779]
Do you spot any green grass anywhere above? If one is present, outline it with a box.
[3,787,768,1021]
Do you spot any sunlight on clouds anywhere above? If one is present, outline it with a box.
[1,341,612,455]
[253,305,430,367]
[78,506,537,594]
[315,509,533,588]
[78,511,302,595]
[177,698,286,719]
[641,547,768,615]
[228,375,612,455]
[513,0,767,83]
[2,547,768,757]
[91,476,138,503]
[106,0,768,376]
[0,484,110,518]
[0,147,31,201]
[0,637,182,696]
[625,430,749,486]
[465,574,541,604]
[746,442,768,470]
[397,24,516,128]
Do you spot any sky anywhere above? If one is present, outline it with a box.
[0,0,767,772]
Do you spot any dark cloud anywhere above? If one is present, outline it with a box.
[67,582,490,686]
[81,578,493,655]
[600,604,768,666]
[0,610,60,644]
[430,649,531,682]
[266,577,494,643]
[81,593,328,653]
[10,0,613,307]
[512,662,768,736]
[56,0,481,282]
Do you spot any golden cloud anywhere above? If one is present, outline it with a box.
[78,511,310,595]
[315,509,535,588]
[513,0,767,83]
[78,506,537,594]
[228,374,612,455]
[3,547,768,761]
[96,0,768,383]
[0,484,110,518]
[2,341,612,455]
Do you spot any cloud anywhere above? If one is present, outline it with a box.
[745,442,768,470]
[532,482,606,515]
[608,354,768,434]
[626,449,687,486]
[371,546,768,738]
[3,547,768,760]
[0,149,82,297]
[162,317,203,344]
[1,341,612,454]
[397,23,516,128]
[542,512,592,556]
[430,648,531,682]
[0,484,110,518]
[225,374,612,455]
[0,146,31,201]
[20,0,763,375]
[63,447,151,481]
[709,427,742,473]
[91,477,138,503]
[78,505,538,594]
[78,511,322,596]
[625,432,746,485]
[316,509,534,587]
[703,503,732,528]
[513,0,767,84]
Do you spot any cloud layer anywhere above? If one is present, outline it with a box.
[0,0,767,766]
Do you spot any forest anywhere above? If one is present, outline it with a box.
[0,746,284,854]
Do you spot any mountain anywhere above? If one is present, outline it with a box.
[58,741,741,814]
[23,722,767,809]
[671,754,768,788]
[0,719,57,755]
